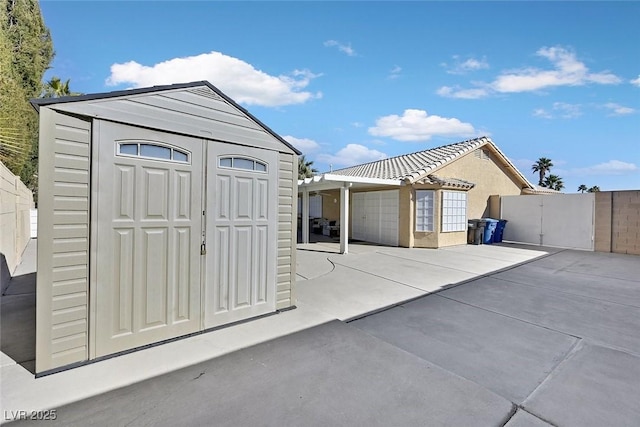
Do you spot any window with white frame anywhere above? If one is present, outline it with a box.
[415,190,435,232]
[441,191,467,232]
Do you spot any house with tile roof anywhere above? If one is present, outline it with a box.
[298,136,537,252]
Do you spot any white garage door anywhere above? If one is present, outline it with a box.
[352,190,399,246]
[95,122,203,356]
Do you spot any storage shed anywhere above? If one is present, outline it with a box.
[31,81,300,374]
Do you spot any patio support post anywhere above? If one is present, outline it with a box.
[340,183,350,254]
[302,187,310,244]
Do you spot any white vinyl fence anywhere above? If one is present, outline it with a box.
[1,161,34,274]
[500,194,595,250]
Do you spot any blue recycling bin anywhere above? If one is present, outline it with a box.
[493,219,508,243]
[482,218,499,244]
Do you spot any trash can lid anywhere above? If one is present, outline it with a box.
[482,218,499,223]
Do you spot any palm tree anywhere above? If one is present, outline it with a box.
[587,186,601,193]
[532,157,554,186]
[298,155,318,179]
[41,77,81,98]
[577,184,588,193]
[544,174,564,191]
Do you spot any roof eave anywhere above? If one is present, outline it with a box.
[29,81,302,156]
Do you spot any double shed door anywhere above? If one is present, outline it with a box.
[94,122,277,357]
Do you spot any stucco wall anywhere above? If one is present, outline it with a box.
[410,187,468,249]
[595,190,640,255]
[321,189,341,222]
[0,161,34,278]
[437,148,523,219]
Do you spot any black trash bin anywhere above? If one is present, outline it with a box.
[476,219,487,245]
[467,220,477,244]
[468,219,485,245]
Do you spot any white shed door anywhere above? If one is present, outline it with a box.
[95,122,203,357]
[204,143,278,328]
[351,190,399,246]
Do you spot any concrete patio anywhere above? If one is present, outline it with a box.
[2,239,639,426]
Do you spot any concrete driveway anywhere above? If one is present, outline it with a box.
[3,242,640,426]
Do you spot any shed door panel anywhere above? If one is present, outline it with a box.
[351,190,399,246]
[95,122,203,357]
[205,143,277,328]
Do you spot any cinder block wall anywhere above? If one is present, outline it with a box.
[0,161,34,276]
[594,190,640,255]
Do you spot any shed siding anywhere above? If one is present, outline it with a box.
[37,109,91,372]
[50,87,295,155]
[276,153,297,309]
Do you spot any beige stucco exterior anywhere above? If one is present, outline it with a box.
[436,147,524,219]
[301,143,531,250]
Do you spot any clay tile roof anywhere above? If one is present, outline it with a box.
[417,175,476,189]
[329,136,490,182]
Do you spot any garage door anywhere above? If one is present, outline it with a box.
[352,190,399,246]
[95,122,203,356]
[204,142,278,328]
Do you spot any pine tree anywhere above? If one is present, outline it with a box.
[1,0,55,204]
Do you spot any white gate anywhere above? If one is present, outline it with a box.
[500,194,595,250]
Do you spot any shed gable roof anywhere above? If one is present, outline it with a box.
[31,81,300,155]
[330,136,533,189]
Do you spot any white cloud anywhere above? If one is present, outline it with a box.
[444,56,490,75]
[631,75,640,87]
[553,102,582,118]
[318,144,387,167]
[282,135,320,153]
[324,40,357,57]
[368,109,476,142]
[437,85,490,99]
[535,102,582,119]
[533,108,553,119]
[492,46,620,93]
[603,102,635,116]
[573,160,638,176]
[388,65,402,79]
[437,46,621,99]
[106,51,322,107]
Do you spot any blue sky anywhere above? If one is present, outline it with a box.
[41,1,640,191]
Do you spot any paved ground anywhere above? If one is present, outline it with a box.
[2,241,640,426]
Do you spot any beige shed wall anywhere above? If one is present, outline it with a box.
[277,153,297,309]
[0,161,33,277]
[437,148,523,219]
[36,109,92,373]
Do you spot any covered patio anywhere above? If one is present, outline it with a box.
[297,174,401,254]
